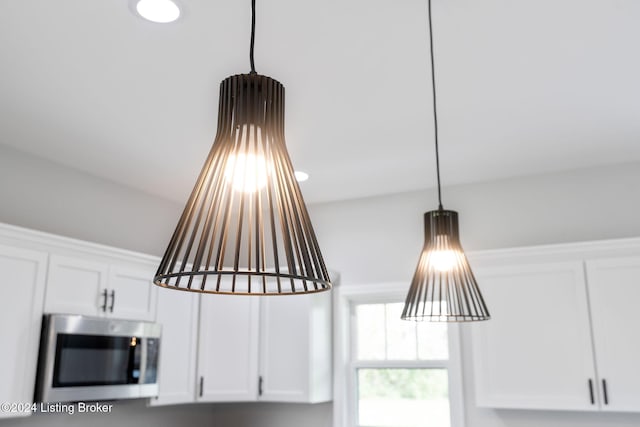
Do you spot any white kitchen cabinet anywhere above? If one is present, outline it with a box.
[586,256,640,412]
[196,291,333,404]
[470,237,640,414]
[258,292,332,403]
[151,287,200,406]
[197,295,260,402]
[44,254,157,321]
[45,254,108,316]
[471,261,597,411]
[108,263,158,321]
[0,244,47,419]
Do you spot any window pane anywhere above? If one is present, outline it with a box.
[356,304,386,360]
[355,303,448,361]
[417,322,449,360]
[385,303,416,360]
[357,368,450,427]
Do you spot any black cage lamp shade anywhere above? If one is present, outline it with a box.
[401,209,490,321]
[154,73,331,295]
[401,0,489,322]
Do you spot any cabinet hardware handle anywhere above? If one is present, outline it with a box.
[109,290,115,313]
[101,289,108,312]
[199,376,204,397]
[588,379,595,405]
[259,376,263,396]
[602,379,609,405]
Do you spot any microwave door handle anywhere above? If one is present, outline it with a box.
[139,338,147,384]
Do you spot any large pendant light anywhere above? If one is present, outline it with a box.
[401,0,489,321]
[154,0,331,295]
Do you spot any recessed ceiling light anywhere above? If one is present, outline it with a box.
[136,0,180,23]
[294,171,309,182]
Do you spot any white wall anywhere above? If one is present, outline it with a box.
[309,161,640,427]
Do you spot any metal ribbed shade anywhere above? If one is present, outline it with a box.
[402,209,490,321]
[155,73,331,295]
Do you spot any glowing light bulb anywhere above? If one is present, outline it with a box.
[428,234,459,272]
[430,249,457,272]
[224,153,269,193]
[224,154,268,193]
[223,125,272,193]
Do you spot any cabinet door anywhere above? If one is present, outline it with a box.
[197,295,259,402]
[0,245,47,418]
[586,257,640,412]
[150,288,199,406]
[259,292,332,403]
[471,261,598,410]
[108,264,157,321]
[44,254,107,316]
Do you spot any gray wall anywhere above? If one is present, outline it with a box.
[0,144,182,256]
[310,161,640,287]
[2,143,640,427]
[309,161,640,427]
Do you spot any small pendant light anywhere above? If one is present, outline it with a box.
[401,0,489,321]
[155,0,331,295]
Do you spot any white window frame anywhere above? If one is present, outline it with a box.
[333,282,466,427]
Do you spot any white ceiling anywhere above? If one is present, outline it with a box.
[1,0,639,205]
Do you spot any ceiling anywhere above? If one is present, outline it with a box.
[1,0,639,205]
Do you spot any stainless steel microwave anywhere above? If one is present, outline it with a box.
[35,314,161,403]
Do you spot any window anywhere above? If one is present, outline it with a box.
[334,284,464,427]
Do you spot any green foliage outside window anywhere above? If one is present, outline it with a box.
[358,368,448,400]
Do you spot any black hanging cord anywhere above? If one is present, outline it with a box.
[427,0,443,210]
[250,0,257,74]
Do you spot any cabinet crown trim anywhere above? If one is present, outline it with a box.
[468,236,640,263]
[0,222,160,264]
